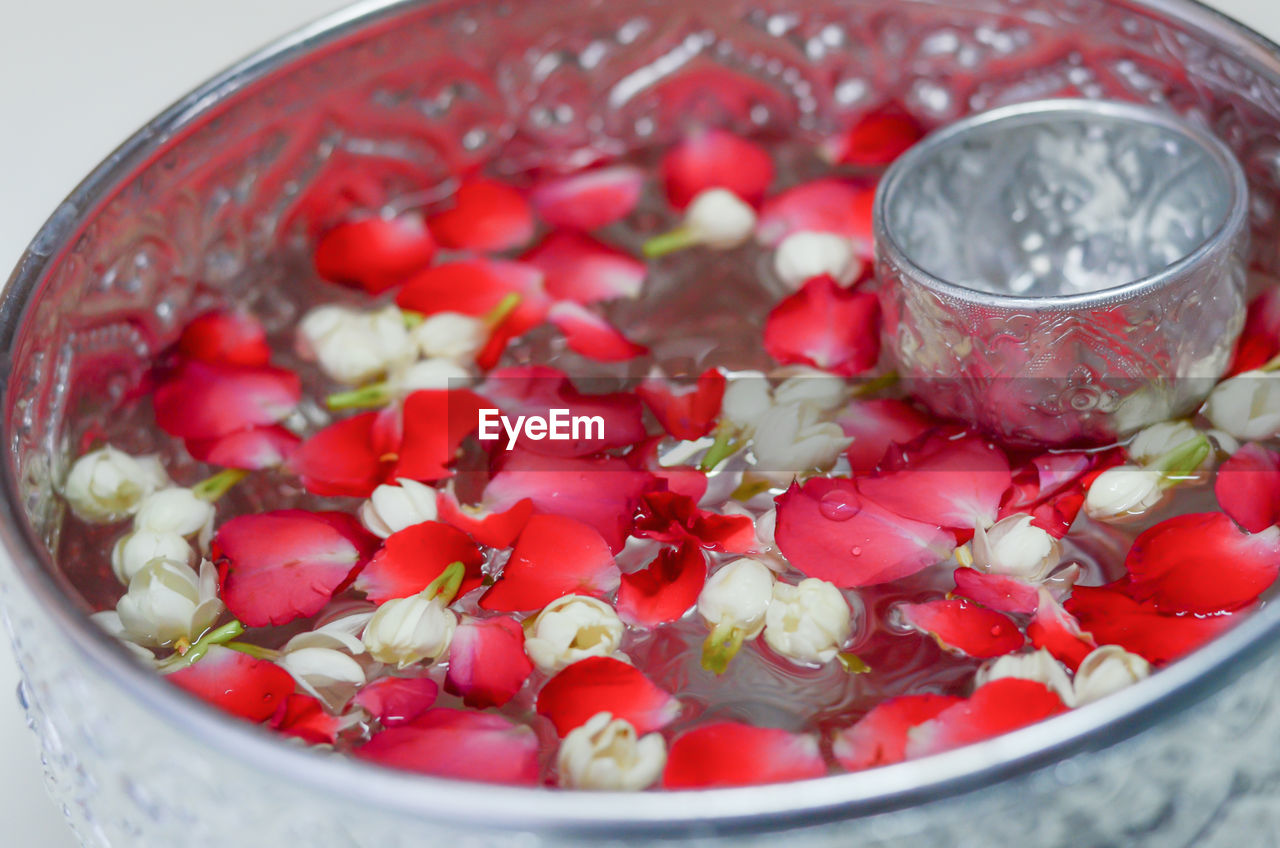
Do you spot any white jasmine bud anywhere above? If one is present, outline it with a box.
[557,712,667,790]
[297,304,415,385]
[762,578,853,664]
[524,595,625,674]
[698,557,775,674]
[89,610,159,663]
[360,478,440,538]
[772,369,851,413]
[279,646,367,704]
[1084,466,1165,521]
[1203,370,1280,441]
[63,446,168,522]
[974,649,1074,706]
[750,402,852,484]
[720,373,772,433]
[1126,420,1201,466]
[362,593,456,668]
[972,513,1061,582]
[111,529,193,584]
[684,188,757,250]
[284,610,374,655]
[133,488,216,547]
[1072,645,1151,705]
[410,312,488,362]
[773,231,862,289]
[115,558,222,648]
[390,358,472,394]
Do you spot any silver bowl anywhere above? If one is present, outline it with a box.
[876,98,1249,446]
[5,1,1280,846]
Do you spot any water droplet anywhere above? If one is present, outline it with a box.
[818,489,860,521]
[990,625,1003,636]
[851,546,863,556]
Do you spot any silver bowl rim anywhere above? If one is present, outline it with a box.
[1,0,1278,837]
[874,97,1250,311]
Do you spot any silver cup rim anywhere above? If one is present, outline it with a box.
[874,97,1250,312]
[1,0,1279,837]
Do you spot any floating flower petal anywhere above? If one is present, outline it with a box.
[354,521,485,603]
[530,165,645,231]
[313,215,436,294]
[617,541,708,627]
[479,514,621,611]
[763,275,880,376]
[428,178,534,252]
[522,231,646,303]
[355,708,540,784]
[536,656,680,736]
[898,599,1024,658]
[662,722,825,788]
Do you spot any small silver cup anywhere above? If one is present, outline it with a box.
[874,99,1249,446]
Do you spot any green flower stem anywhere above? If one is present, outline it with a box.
[837,652,871,674]
[424,560,466,605]
[401,309,426,329]
[327,382,393,411]
[1152,433,1211,480]
[698,422,742,472]
[159,620,244,671]
[483,292,523,329]
[851,371,900,398]
[642,225,701,259]
[192,468,249,503]
[701,621,746,675]
[222,641,281,661]
[730,476,773,502]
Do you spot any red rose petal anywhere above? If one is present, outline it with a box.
[536,656,680,736]
[952,567,1040,615]
[445,616,533,709]
[1027,588,1096,671]
[617,541,708,627]
[354,521,485,603]
[756,178,876,257]
[857,433,1012,531]
[660,129,775,210]
[479,515,621,611]
[1229,285,1280,375]
[1065,584,1235,666]
[391,389,492,483]
[662,722,825,788]
[154,360,301,441]
[530,165,645,231]
[898,599,1025,658]
[548,301,648,362]
[177,309,271,367]
[1124,512,1280,614]
[428,178,534,252]
[167,645,295,723]
[822,105,925,167]
[837,398,933,475]
[763,275,880,376]
[633,491,756,553]
[396,259,549,340]
[522,231,646,304]
[774,478,955,587]
[268,693,344,745]
[185,425,301,471]
[637,367,726,442]
[289,412,389,498]
[354,708,540,784]
[1215,443,1280,534]
[214,510,379,627]
[436,486,533,549]
[832,693,963,771]
[352,676,439,727]
[313,215,436,295]
[904,679,1067,758]
[484,450,653,552]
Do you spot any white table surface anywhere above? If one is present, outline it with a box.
[1,1,1278,845]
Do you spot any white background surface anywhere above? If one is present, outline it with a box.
[0,1,1277,845]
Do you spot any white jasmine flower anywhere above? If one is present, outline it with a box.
[279,646,367,704]
[720,373,773,433]
[524,595,625,674]
[133,488,216,542]
[974,649,1074,706]
[971,513,1061,582]
[698,558,774,639]
[1083,466,1165,521]
[297,304,415,385]
[115,558,222,648]
[361,593,456,668]
[1072,645,1151,706]
[750,402,852,484]
[360,478,440,538]
[762,578,853,664]
[389,358,472,394]
[1126,420,1201,466]
[410,312,488,363]
[1203,370,1280,441]
[284,610,374,655]
[773,231,862,289]
[63,446,168,522]
[683,188,757,250]
[89,610,159,663]
[772,369,851,413]
[110,529,193,585]
[557,712,666,791]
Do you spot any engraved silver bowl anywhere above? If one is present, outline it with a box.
[876,98,1249,446]
[5,1,1280,846]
